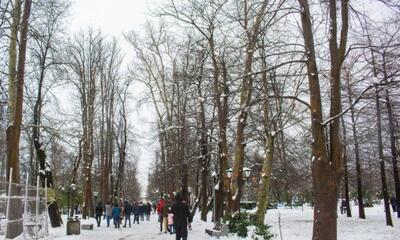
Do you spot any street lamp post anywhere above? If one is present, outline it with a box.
[226,168,233,214]
[211,171,219,222]
[70,183,77,217]
[226,168,233,179]
[226,167,252,212]
[94,191,99,210]
[188,187,192,206]
[59,185,66,214]
[243,167,251,202]
[243,167,251,179]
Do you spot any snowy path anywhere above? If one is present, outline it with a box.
[46,205,400,240]
[45,214,214,240]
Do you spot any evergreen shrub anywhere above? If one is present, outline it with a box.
[222,211,273,239]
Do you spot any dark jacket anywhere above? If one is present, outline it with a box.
[146,203,152,214]
[124,202,132,215]
[95,204,103,216]
[133,205,140,215]
[139,203,145,215]
[171,201,192,228]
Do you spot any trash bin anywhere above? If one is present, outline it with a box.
[66,217,80,235]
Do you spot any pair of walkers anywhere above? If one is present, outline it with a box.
[157,197,169,233]
[157,192,192,240]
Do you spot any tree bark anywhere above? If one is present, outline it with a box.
[255,133,275,224]
[6,0,32,238]
[7,0,20,124]
[383,61,400,219]
[375,86,393,227]
[297,0,349,239]
[198,77,209,221]
[346,77,366,219]
[230,0,269,212]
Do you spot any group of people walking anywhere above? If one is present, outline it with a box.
[156,192,193,240]
[95,200,152,228]
[91,192,192,240]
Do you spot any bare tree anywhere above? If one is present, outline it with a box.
[64,29,104,218]
[297,0,349,239]
[159,0,231,221]
[6,0,32,238]
[27,0,70,227]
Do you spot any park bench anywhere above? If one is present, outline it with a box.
[81,223,93,230]
[25,223,42,236]
[205,222,229,238]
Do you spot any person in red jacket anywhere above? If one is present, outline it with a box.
[156,197,166,232]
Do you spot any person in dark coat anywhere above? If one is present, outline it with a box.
[123,201,132,227]
[146,202,152,221]
[171,192,192,240]
[133,202,140,224]
[95,202,103,227]
[139,202,145,221]
[340,198,347,214]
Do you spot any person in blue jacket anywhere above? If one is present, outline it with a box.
[112,203,122,228]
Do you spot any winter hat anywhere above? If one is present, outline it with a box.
[175,192,183,202]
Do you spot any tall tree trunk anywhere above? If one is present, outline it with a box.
[70,139,82,216]
[255,133,275,224]
[100,78,107,203]
[215,58,229,221]
[200,103,209,221]
[298,0,349,239]
[83,74,96,218]
[6,0,32,238]
[106,95,114,201]
[7,0,20,125]
[383,64,400,219]
[115,88,128,200]
[255,52,276,224]
[346,79,366,219]
[375,86,393,227]
[207,37,229,221]
[159,126,167,194]
[230,1,269,212]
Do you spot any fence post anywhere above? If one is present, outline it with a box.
[23,173,29,239]
[36,175,40,238]
[45,178,48,236]
[4,168,13,240]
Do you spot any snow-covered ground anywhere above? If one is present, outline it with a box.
[45,205,399,240]
[266,205,399,240]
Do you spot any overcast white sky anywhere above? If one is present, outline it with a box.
[68,0,157,197]
[69,0,152,35]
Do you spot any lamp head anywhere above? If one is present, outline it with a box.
[243,167,251,178]
[226,168,233,178]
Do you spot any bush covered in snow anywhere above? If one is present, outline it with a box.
[223,211,273,239]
